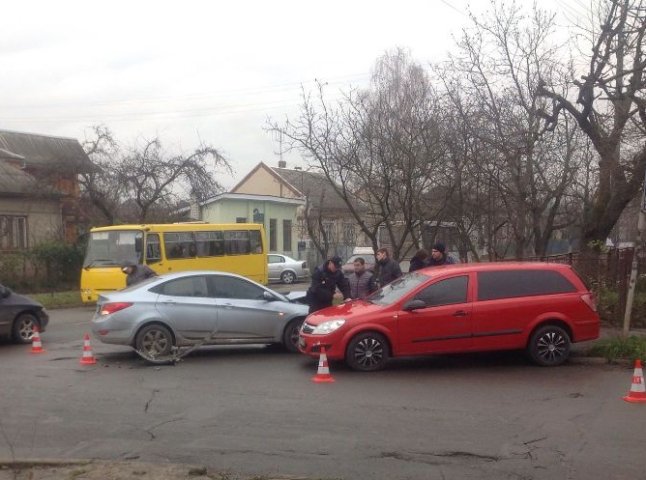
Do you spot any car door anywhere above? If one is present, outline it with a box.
[209,275,279,341]
[153,275,217,341]
[268,255,284,280]
[397,274,473,355]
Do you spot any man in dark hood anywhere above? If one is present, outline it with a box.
[306,256,351,314]
[121,261,158,287]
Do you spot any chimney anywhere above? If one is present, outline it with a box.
[278,160,286,168]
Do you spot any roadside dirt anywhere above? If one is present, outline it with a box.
[0,460,312,480]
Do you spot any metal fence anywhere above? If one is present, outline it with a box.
[508,248,644,325]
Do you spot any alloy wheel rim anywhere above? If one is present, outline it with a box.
[354,337,384,368]
[19,318,34,340]
[142,330,169,356]
[536,331,567,363]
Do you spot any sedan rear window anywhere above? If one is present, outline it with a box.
[477,270,576,301]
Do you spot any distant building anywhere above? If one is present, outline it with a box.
[0,129,94,250]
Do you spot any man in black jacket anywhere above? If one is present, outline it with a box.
[427,242,457,266]
[121,261,158,287]
[306,256,351,313]
[376,248,402,287]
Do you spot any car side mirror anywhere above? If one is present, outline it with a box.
[403,299,427,311]
[0,286,11,299]
[263,291,277,302]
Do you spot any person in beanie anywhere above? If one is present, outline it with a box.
[121,260,158,287]
[426,242,456,266]
[348,257,377,300]
[375,247,402,287]
[306,256,351,313]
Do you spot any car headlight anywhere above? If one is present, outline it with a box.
[312,319,346,335]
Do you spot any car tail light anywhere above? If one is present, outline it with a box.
[100,302,133,315]
[581,293,597,312]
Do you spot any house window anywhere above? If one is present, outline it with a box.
[343,223,356,245]
[269,218,277,251]
[236,217,247,223]
[283,219,292,251]
[322,222,335,243]
[0,215,27,250]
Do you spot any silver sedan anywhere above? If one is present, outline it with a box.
[268,254,310,284]
[91,271,309,358]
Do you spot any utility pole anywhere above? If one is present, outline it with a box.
[623,173,646,336]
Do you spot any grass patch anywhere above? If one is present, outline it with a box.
[588,335,646,363]
[30,290,86,309]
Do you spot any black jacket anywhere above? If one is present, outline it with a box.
[427,254,456,267]
[306,264,350,313]
[126,264,158,286]
[409,256,427,272]
[377,258,402,287]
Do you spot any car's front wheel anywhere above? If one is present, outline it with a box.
[282,318,304,353]
[135,324,173,358]
[12,313,38,344]
[346,332,390,371]
[528,325,571,366]
[281,271,297,284]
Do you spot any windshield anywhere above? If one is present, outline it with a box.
[368,272,430,305]
[83,230,144,268]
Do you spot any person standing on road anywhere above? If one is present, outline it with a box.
[121,261,158,286]
[426,242,456,266]
[409,248,429,272]
[306,256,351,314]
[376,248,402,288]
[348,257,377,300]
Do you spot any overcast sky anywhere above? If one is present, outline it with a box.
[0,0,586,188]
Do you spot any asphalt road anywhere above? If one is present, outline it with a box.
[1,305,644,480]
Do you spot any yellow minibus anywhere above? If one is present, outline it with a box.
[80,223,267,303]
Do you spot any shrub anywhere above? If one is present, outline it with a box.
[589,335,646,363]
[31,241,84,289]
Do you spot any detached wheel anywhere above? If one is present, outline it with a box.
[12,313,38,344]
[281,271,297,284]
[135,324,173,358]
[528,325,571,366]
[346,332,389,371]
[282,318,304,353]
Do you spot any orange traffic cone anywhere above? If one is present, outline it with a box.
[79,333,97,365]
[30,325,45,354]
[623,359,646,404]
[311,345,335,383]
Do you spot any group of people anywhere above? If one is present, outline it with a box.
[408,242,456,272]
[306,243,454,314]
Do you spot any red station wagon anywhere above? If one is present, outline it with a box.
[298,262,600,371]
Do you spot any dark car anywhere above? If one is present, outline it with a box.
[0,284,49,344]
[299,262,600,371]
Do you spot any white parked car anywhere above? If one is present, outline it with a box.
[268,254,310,284]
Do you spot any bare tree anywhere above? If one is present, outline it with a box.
[81,126,232,224]
[81,125,123,225]
[268,49,446,260]
[440,0,580,257]
[118,138,231,223]
[538,0,646,249]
